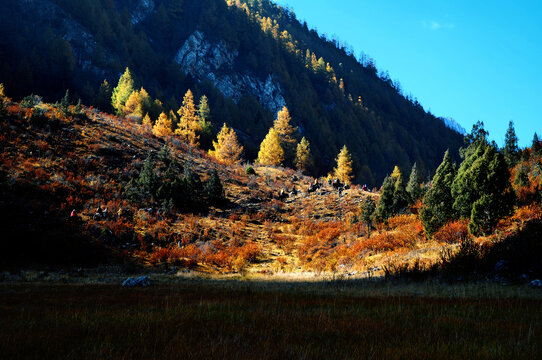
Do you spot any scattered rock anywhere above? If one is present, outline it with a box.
[122,276,151,287]
[494,259,509,274]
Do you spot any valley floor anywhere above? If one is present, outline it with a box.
[1,274,541,359]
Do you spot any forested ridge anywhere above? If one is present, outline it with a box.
[0,0,464,185]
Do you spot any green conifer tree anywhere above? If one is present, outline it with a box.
[420,150,457,237]
[392,172,409,214]
[376,175,395,221]
[532,133,541,155]
[60,89,70,115]
[204,169,225,205]
[406,162,423,204]
[504,121,519,166]
[360,196,376,237]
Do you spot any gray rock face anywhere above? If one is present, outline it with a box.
[14,0,108,77]
[175,31,286,115]
[130,0,155,25]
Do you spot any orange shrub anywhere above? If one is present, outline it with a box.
[432,220,470,244]
[511,204,542,227]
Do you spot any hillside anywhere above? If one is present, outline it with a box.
[0,0,464,186]
[1,92,541,282]
[0,93,445,274]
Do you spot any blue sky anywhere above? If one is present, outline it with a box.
[273,0,542,148]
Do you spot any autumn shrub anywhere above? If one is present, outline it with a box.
[510,203,542,228]
[432,220,471,244]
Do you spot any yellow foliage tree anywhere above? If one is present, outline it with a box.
[334,145,353,184]
[175,89,201,146]
[209,123,244,165]
[142,114,152,132]
[123,90,143,118]
[152,112,172,138]
[295,137,313,173]
[123,87,152,120]
[273,106,297,161]
[257,127,284,166]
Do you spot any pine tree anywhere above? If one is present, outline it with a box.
[60,89,70,115]
[420,150,457,237]
[392,171,409,214]
[209,123,244,165]
[376,175,395,221]
[467,147,515,235]
[273,106,297,162]
[295,137,313,173]
[197,95,212,136]
[452,142,515,236]
[204,169,225,205]
[123,89,143,119]
[94,79,112,113]
[504,121,519,166]
[152,112,173,137]
[406,162,423,203]
[532,133,541,155]
[390,166,402,185]
[111,67,134,115]
[452,142,487,218]
[360,196,376,237]
[257,127,284,166]
[142,114,152,131]
[334,145,353,184]
[175,89,201,146]
[139,154,159,199]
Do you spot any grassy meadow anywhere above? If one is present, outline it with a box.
[1,278,541,359]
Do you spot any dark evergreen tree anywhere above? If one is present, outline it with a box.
[532,133,541,155]
[452,142,487,218]
[406,162,423,204]
[468,147,515,235]
[138,154,159,199]
[360,196,376,237]
[420,150,457,237]
[392,172,409,214]
[60,89,70,115]
[504,121,519,166]
[452,141,515,236]
[376,175,394,221]
[204,169,225,205]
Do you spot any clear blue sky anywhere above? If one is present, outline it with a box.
[274,0,542,148]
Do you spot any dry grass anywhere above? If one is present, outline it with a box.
[0,280,540,360]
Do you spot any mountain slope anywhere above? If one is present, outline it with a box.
[0,0,464,185]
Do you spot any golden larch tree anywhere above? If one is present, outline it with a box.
[175,89,201,146]
[273,106,297,161]
[295,137,313,173]
[334,145,353,184]
[142,114,152,132]
[257,127,284,166]
[390,165,402,187]
[152,112,172,138]
[209,123,244,165]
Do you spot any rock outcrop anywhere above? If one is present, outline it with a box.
[130,0,155,25]
[175,31,286,115]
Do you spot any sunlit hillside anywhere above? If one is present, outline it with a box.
[1,89,541,282]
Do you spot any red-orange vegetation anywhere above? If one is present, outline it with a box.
[432,220,470,244]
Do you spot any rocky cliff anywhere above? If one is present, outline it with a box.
[175,31,286,115]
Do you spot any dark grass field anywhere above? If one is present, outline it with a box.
[1,279,541,359]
